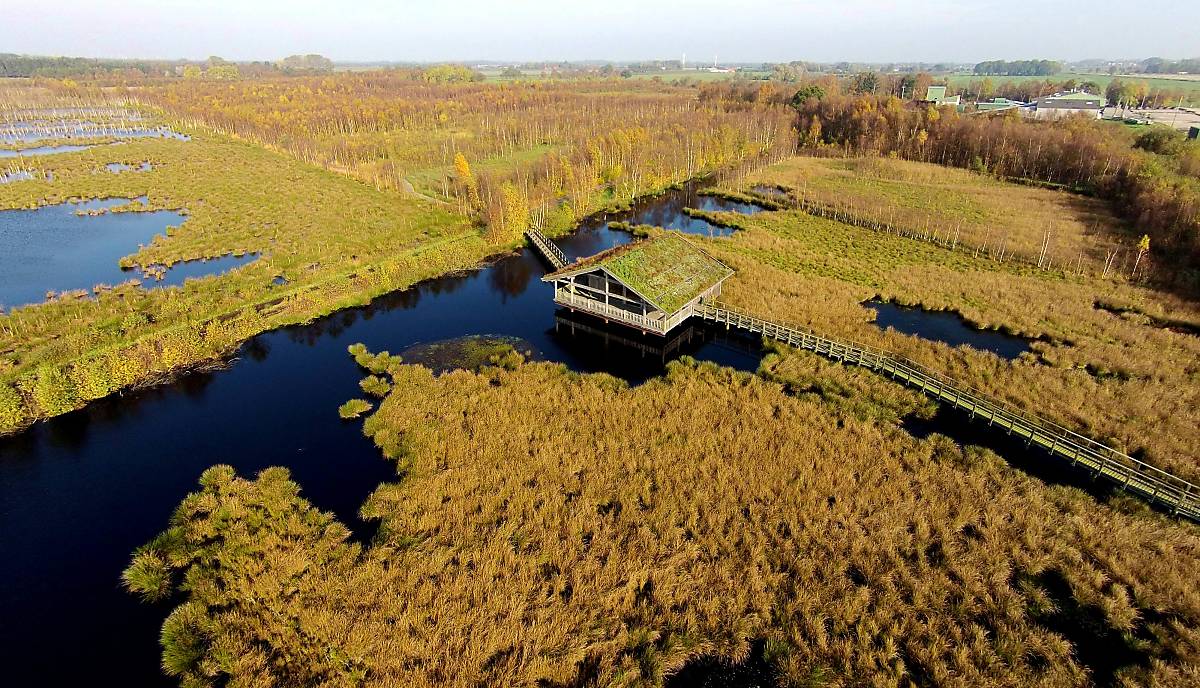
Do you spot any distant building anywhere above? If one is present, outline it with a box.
[921,85,962,110]
[976,97,1028,113]
[1031,91,1103,119]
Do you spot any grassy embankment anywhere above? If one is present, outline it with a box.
[0,126,492,434]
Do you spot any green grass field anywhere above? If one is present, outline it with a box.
[946,72,1200,99]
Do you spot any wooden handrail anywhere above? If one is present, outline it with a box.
[525,228,567,270]
[694,301,1200,522]
[554,289,668,334]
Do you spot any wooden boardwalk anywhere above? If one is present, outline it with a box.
[694,302,1200,522]
[525,228,567,270]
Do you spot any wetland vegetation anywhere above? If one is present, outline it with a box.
[0,71,1198,688]
[126,348,1200,687]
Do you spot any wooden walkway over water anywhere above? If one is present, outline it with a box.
[526,228,567,270]
[694,302,1200,522]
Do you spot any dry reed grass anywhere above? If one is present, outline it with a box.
[126,355,1200,687]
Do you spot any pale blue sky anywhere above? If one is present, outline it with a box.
[5,1,1196,63]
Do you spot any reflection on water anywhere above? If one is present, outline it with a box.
[574,180,770,239]
[0,181,768,686]
[399,334,538,373]
[867,299,1032,360]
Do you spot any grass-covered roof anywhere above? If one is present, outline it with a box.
[544,233,732,313]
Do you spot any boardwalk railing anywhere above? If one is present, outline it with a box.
[694,302,1200,522]
[525,228,567,270]
[553,289,677,335]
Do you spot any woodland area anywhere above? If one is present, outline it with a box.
[142,74,795,241]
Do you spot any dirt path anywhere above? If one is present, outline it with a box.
[399,177,451,206]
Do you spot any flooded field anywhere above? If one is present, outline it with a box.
[0,170,34,183]
[0,143,98,158]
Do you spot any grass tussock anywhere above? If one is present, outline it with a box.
[127,353,1200,687]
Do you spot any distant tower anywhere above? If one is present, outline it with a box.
[714,54,718,68]
[682,53,686,70]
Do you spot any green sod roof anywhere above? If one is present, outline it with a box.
[543,233,732,314]
[1043,91,1102,101]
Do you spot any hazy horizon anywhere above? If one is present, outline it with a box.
[5,1,1197,65]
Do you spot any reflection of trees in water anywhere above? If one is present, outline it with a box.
[32,369,219,451]
[243,338,270,362]
[488,254,536,300]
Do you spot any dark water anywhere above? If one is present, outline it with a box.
[665,640,779,688]
[398,334,537,373]
[601,184,768,236]
[0,183,768,686]
[0,198,185,309]
[867,299,1031,360]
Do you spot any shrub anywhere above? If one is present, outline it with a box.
[337,398,373,419]
[0,383,28,434]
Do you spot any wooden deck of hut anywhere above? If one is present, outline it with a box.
[541,233,732,336]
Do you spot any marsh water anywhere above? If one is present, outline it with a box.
[1,125,188,144]
[0,198,186,308]
[0,199,267,309]
[136,252,261,288]
[604,184,767,236]
[867,299,1032,360]
[0,143,98,157]
[0,182,770,686]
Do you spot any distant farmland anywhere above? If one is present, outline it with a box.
[946,72,1200,101]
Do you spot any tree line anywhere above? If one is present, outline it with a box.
[973,60,1063,76]
[790,92,1200,291]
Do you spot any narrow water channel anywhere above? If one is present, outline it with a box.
[0,182,769,686]
[0,143,98,158]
